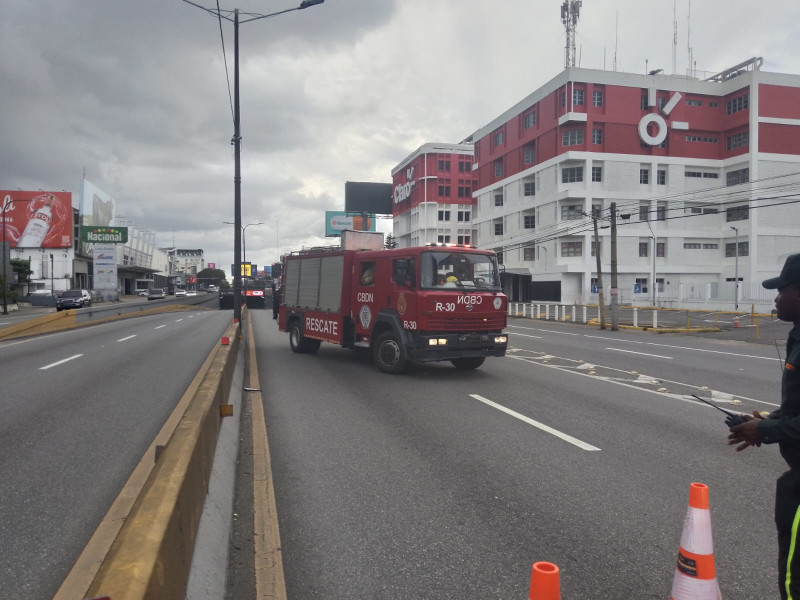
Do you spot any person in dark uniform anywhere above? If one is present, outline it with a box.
[272,283,279,320]
[728,252,800,599]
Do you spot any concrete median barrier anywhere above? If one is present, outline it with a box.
[84,315,241,600]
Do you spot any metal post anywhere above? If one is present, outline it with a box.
[1,198,7,315]
[232,8,242,322]
[592,213,606,329]
[730,226,739,310]
[610,202,619,331]
[50,253,54,297]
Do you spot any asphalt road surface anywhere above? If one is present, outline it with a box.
[238,311,785,599]
[0,310,230,598]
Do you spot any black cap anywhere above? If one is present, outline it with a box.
[762,253,800,289]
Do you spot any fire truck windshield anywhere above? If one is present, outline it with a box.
[420,251,501,291]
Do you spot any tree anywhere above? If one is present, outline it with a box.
[10,259,32,284]
[196,267,228,288]
[384,233,398,249]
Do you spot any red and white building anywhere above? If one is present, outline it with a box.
[391,143,477,248]
[459,57,800,308]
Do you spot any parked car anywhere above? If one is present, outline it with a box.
[147,288,166,301]
[56,289,92,311]
[175,289,187,297]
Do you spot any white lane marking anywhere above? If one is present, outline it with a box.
[469,394,601,451]
[0,322,10,326]
[117,335,137,342]
[607,347,673,359]
[188,315,195,318]
[643,341,780,361]
[154,325,166,330]
[583,334,644,344]
[175,319,183,322]
[509,332,543,339]
[40,354,84,370]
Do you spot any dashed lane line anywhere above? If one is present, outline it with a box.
[40,354,84,370]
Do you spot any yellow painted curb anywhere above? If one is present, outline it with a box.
[85,319,240,600]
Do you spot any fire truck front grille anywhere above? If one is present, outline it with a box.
[426,314,505,331]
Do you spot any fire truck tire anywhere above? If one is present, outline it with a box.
[372,331,408,374]
[450,357,485,370]
[289,320,310,353]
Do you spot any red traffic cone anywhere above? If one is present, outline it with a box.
[529,562,560,600]
[670,483,722,599]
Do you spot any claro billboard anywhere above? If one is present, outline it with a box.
[1,190,72,248]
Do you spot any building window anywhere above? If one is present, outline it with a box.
[726,93,749,115]
[703,243,718,249]
[656,242,665,257]
[523,182,535,196]
[561,205,582,220]
[685,170,719,179]
[641,95,648,110]
[494,193,504,207]
[437,235,451,244]
[524,111,536,129]
[684,243,701,249]
[562,166,583,183]
[458,160,471,172]
[657,169,666,185]
[593,90,603,107]
[457,184,472,197]
[438,210,450,221]
[457,209,470,222]
[573,89,584,106]
[591,166,602,182]
[726,205,749,222]
[438,159,450,171]
[726,131,749,150]
[523,144,535,165]
[726,241,749,257]
[639,204,649,221]
[524,215,536,229]
[591,240,601,257]
[438,184,451,197]
[684,135,718,143]
[494,160,503,178]
[709,101,719,107]
[457,235,471,245]
[592,203,602,217]
[639,242,649,257]
[727,168,749,186]
[494,131,504,146]
[563,129,584,146]
[561,92,566,107]
[657,97,667,110]
[494,222,503,236]
[496,251,503,264]
[640,169,649,184]
[561,241,582,257]
[635,277,649,293]
[656,205,666,221]
[523,247,535,261]
[592,128,603,144]
[686,99,702,106]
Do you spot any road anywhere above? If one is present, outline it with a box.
[0,309,231,599]
[240,311,785,599]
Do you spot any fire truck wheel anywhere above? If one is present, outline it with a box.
[373,331,408,374]
[289,320,309,353]
[450,357,485,370]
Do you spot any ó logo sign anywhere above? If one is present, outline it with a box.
[638,91,689,146]
[394,166,416,204]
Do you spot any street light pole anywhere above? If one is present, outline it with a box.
[186,0,324,323]
[224,220,263,272]
[730,226,739,310]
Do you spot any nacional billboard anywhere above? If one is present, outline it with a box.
[325,211,376,237]
[0,190,72,248]
[80,226,128,244]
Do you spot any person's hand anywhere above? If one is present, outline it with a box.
[727,410,764,451]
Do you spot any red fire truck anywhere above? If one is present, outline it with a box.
[277,235,508,374]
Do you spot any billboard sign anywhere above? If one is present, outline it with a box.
[93,244,118,290]
[80,226,128,244]
[208,262,216,269]
[231,263,254,277]
[344,181,393,215]
[1,191,72,248]
[325,211,376,236]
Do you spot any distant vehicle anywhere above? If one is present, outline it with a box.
[175,289,187,297]
[56,289,92,311]
[147,288,166,301]
[207,285,217,292]
[137,289,149,297]
[187,290,197,297]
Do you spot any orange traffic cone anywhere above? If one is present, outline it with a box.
[670,483,722,599]
[529,562,560,600]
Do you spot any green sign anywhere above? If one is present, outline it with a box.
[80,226,128,244]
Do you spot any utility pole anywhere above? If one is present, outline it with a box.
[731,226,739,310]
[610,202,619,331]
[592,212,606,329]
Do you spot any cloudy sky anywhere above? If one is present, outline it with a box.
[2,0,799,275]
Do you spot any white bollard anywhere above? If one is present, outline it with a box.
[535,304,540,319]
[582,306,587,323]
[545,304,550,320]
[633,307,638,327]
[653,309,658,329]
[572,305,576,322]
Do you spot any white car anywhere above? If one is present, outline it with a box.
[175,289,187,297]
[186,290,197,296]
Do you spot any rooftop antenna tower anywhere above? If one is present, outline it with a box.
[561,0,583,69]
[672,0,677,74]
[613,11,618,71]
[687,0,693,76]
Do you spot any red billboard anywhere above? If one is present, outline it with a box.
[1,190,72,248]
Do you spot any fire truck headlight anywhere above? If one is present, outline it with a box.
[428,338,448,346]
[495,335,508,344]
